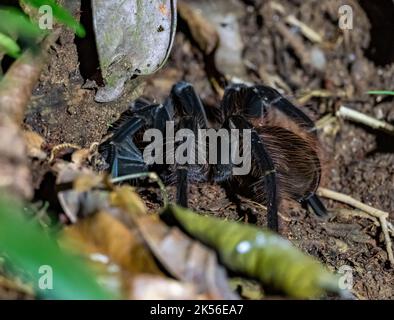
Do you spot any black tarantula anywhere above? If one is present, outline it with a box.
[99,81,327,231]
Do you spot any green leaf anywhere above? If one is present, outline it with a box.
[0,195,114,300]
[167,205,342,299]
[0,32,21,58]
[367,90,394,96]
[22,0,86,37]
[0,6,43,49]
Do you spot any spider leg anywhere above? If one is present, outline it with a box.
[254,85,317,132]
[166,81,209,207]
[99,102,167,178]
[100,118,147,178]
[228,116,279,231]
[253,88,328,216]
[170,81,209,128]
[222,84,316,131]
[222,84,327,218]
[303,194,327,217]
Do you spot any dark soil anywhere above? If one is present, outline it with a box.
[22,0,394,299]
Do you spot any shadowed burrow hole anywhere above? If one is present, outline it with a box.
[74,0,103,85]
[359,0,394,66]
[358,124,394,156]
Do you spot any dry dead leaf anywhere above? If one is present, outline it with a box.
[135,215,238,300]
[22,130,47,160]
[105,186,237,299]
[109,186,148,218]
[61,211,163,298]
[71,148,91,166]
[56,163,108,223]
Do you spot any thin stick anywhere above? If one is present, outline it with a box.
[285,15,323,44]
[317,187,394,266]
[337,106,394,134]
[379,217,394,266]
[111,172,169,207]
[336,208,380,226]
[388,221,394,235]
[317,188,388,219]
[0,29,61,123]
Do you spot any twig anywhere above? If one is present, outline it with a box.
[111,172,169,207]
[285,15,323,44]
[297,89,333,105]
[0,29,61,199]
[336,208,380,227]
[336,106,394,135]
[0,29,61,123]
[317,187,394,266]
[270,2,323,44]
[388,221,394,235]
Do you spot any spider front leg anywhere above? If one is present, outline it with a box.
[166,81,209,207]
[99,100,170,178]
[221,84,316,132]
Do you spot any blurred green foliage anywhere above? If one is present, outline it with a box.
[0,6,42,57]
[367,90,394,96]
[0,32,21,58]
[21,0,86,37]
[0,1,85,59]
[0,195,114,300]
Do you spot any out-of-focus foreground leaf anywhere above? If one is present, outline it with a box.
[56,167,234,299]
[167,205,342,299]
[61,210,163,298]
[0,195,113,299]
[21,0,86,37]
[110,186,239,299]
[0,6,43,50]
[92,0,177,102]
[0,32,21,58]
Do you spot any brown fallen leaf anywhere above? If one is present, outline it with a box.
[107,186,237,299]
[61,211,163,298]
[56,163,108,223]
[135,215,238,300]
[22,130,47,160]
[71,148,91,166]
[109,186,150,219]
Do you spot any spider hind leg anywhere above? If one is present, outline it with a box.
[226,115,279,231]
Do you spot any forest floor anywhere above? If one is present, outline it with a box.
[7,0,394,299]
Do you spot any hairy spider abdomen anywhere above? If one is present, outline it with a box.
[259,126,321,202]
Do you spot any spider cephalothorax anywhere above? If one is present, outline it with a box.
[99,81,326,231]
